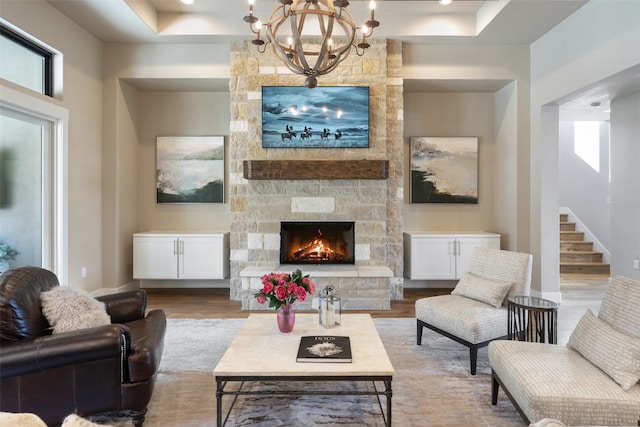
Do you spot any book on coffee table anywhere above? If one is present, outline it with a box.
[296,336,352,363]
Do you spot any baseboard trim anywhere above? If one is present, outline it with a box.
[91,280,138,297]
[140,279,230,289]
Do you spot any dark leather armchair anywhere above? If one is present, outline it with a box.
[0,267,166,427]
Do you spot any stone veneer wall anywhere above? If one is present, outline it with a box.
[229,38,404,310]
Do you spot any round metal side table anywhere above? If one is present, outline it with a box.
[507,295,559,344]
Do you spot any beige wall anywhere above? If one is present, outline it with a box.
[403,92,496,234]
[493,82,520,251]
[1,0,104,291]
[402,44,531,255]
[136,91,231,233]
[101,43,233,289]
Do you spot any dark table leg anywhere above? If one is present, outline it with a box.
[385,379,393,427]
[216,379,223,427]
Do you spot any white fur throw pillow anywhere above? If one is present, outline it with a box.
[41,287,111,334]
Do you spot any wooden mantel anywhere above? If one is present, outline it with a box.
[243,160,389,180]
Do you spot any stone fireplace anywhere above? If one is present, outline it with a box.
[228,38,404,310]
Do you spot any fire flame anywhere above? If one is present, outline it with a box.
[293,229,338,261]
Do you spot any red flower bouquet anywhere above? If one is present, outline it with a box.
[255,269,316,310]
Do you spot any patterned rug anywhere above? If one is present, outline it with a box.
[92,318,523,426]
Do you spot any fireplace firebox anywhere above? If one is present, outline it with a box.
[280,222,355,265]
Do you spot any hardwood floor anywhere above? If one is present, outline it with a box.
[144,287,448,319]
[145,274,610,320]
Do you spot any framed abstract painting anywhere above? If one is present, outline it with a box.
[156,136,224,203]
[410,136,478,204]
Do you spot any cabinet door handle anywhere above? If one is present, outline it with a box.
[180,240,184,255]
[173,239,177,255]
[457,240,461,256]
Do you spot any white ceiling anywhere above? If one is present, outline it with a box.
[47,0,588,45]
[45,0,640,118]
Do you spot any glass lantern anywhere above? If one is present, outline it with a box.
[318,286,341,328]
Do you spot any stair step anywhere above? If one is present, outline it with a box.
[558,213,606,275]
[560,262,610,274]
[560,231,584,241]
[560,241,594,251]
[560,251,603,262]
[560,222,576,231]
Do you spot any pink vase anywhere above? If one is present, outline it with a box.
[277,304,295,333]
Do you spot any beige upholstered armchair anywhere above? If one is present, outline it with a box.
[415,246,533,374]
[490,276,640,425]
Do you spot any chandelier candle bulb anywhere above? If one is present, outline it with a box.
[369,0,375,21]
[244,0,259,26]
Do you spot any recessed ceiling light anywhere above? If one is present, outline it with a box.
[439,0,452,5]
[180,0,195,5]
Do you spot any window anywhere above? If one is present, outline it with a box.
[0,109,46,269]
[574,121,600,172]
[0,24,53,96]
[0,84,68,283]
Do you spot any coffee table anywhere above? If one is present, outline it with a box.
[213,313,394,426]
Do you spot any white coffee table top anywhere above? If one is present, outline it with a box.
[213,313,394,377]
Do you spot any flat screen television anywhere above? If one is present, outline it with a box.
[262,86,369,149]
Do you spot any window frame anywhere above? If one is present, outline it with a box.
[1,24,53,97]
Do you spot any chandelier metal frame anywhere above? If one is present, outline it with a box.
[244,0,379,88]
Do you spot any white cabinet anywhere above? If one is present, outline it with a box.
[133,232,229,280]
[404,232,500,280]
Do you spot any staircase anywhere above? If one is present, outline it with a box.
[560,213,610,274]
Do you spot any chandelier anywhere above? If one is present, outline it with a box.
[244,0,380,88]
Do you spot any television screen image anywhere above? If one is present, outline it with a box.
[262,86,369,149]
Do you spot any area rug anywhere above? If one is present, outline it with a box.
[91,318,523,426]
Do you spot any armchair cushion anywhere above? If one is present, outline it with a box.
[489,340,640,425]
[451,272,513,308]
[567,308,640,390]
[467,247,533,300]
[41,287,111,334]
[416,294,508,344]
[597,275,640,338]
